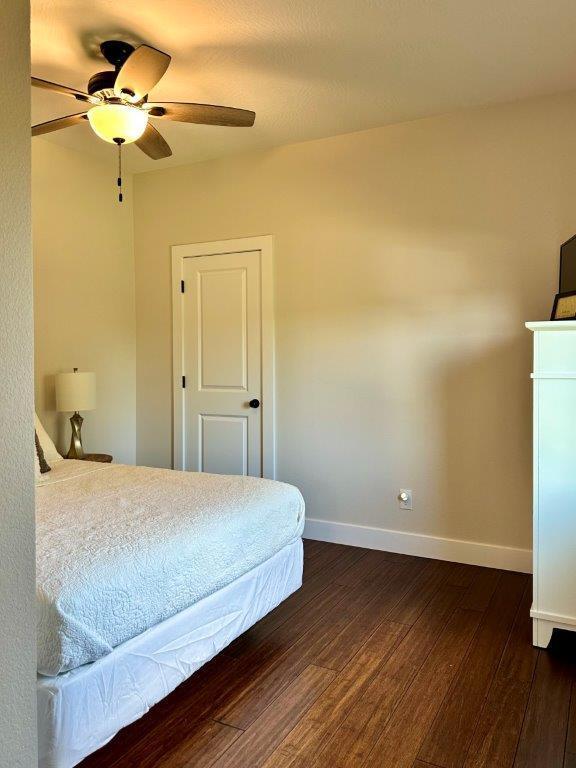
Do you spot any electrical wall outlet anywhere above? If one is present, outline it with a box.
[398,489,413,511]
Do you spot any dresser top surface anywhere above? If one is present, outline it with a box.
[526,321,576,331]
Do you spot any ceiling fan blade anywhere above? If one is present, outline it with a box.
[31,77,96,104]
[32,112,88,137]
[135,122,172,160]
[146,101,255,127]
[114,45,171,101]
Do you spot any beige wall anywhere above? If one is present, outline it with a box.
[33,140,136,463]
[0,0,37,764]
[134,91,576,551]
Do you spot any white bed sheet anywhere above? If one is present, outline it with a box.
[37,538,303,768]
[37,460,305,675]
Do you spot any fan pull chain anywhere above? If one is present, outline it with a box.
[116,138,125,203]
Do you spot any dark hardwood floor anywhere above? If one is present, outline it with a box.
[80,540,576,768]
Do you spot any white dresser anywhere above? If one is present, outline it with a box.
[528,320,576,647]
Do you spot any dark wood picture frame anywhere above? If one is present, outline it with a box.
[551,290,576,321]
[560,233,576,293]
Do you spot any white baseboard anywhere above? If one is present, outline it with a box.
[303,518,532,573]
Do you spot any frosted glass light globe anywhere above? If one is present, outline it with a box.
[87,104,148,144]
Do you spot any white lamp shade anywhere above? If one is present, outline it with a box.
[87,104,148,144]
[55,372,96,413]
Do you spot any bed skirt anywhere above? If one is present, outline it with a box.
[37,538,303,768]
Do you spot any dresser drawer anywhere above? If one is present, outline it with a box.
[535,378,576,616]
[534,330,576,374]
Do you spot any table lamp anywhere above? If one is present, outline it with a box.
[55,368,96,459]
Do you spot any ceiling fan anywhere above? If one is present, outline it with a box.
[31,40,256,200]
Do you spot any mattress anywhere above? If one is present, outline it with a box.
[36,460,305,676]
[37,539,303,768]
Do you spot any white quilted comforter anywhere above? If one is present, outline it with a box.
[36,461,305,676]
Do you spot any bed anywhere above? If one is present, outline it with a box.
[35,455,304,768]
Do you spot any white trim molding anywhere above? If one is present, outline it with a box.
[531,372,576,379]
[171,236,276,479]
[526,320,576,331]
[303,518,532,573]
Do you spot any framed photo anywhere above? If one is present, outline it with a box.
[551,290,576,321]
[560,234,576,293]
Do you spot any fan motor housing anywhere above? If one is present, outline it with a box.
[87,70,117,97]
[100,40,135,69]
[88,40,138,98]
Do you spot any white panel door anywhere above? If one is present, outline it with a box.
[182,250,262,476]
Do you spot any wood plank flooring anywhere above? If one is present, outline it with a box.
[80,540,576,768]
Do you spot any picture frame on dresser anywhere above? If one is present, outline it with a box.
[559,233,576,294]
[550,290,576,321]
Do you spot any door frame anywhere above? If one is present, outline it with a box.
[171,235,276,478]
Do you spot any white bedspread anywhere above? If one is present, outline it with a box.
[36,461,305,676]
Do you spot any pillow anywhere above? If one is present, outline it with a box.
[35,413,63,464]
[35,431,51,474]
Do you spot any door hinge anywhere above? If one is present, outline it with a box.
[180,280,185,293]
[182,375,186,388]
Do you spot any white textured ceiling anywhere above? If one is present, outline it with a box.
[32,0,576,172]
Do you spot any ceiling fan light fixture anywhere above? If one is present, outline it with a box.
[31,39,255,202]
[87,104,148,144]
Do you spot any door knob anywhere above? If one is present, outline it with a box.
[249,398,260,409]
